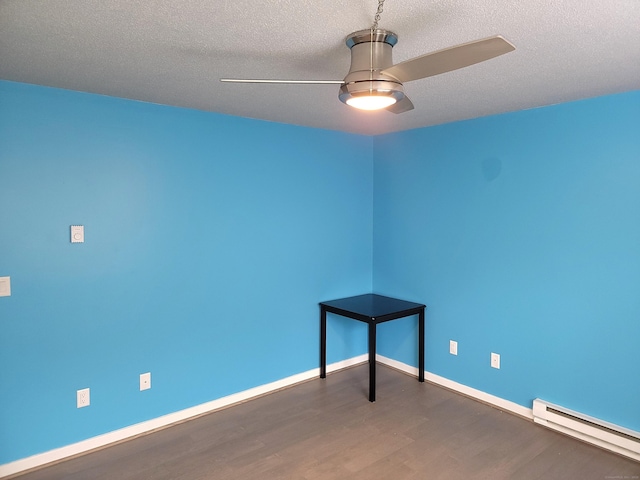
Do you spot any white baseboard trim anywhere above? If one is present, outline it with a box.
[0,354,368,479]
[2,354,533,478]
[376,355,534,420]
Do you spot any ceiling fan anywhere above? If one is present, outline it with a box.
[220,1,515,114]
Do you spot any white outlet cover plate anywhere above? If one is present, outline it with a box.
[0,276,10,297]
[77,388,90,408]
[491,352,501,369]
[140,372,151,391]
[449,340,458,355]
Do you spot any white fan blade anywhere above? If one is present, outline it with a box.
[382,36,515,83]
[220,79,343,84]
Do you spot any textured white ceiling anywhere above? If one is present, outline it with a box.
[1,0,639,135]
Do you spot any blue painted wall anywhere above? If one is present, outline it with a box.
[0,81,373,463]
[2,79,639,466]
[373,91,640,432]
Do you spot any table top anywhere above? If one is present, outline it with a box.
[320,294,425,322]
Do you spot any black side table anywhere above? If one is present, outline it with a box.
[320,294,426,402]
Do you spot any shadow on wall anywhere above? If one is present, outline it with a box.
[482,157,502,182]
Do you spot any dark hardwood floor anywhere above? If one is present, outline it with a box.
[11,364,640,479]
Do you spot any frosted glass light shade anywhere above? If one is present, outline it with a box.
[346,95,397,111]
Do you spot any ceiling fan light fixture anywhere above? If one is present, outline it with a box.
[346,94,397,110]
[339,80,405,111]
[220,17,514,119]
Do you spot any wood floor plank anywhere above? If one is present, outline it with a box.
[10,363,640,480]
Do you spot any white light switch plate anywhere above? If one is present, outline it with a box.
[0,277,10,297]
[71,225,84,243]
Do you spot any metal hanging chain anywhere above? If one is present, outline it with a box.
[371,0,386,31]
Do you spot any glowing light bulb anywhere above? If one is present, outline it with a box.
[346,95,397,111]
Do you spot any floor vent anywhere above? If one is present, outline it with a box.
[532,398,640,462]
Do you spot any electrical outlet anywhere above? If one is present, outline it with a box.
[0,276,10,297]
[140,372,151,391]
[491,352,501,369]
[77,388,90,408]
[449,340,458,355]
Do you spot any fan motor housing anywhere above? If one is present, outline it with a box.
[339,29,405,105]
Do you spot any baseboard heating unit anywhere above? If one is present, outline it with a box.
[532,398,640,461]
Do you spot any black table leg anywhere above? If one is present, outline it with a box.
[418,308,425,383]
[320,307,327,379]
[368,321,376,402]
